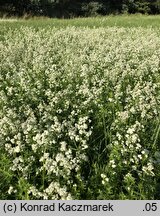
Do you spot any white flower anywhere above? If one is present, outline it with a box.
[14,146,20,153]
[127,128,135,135]
[60,141,67,152]
[101,173,106,178]
[8,186,14,194]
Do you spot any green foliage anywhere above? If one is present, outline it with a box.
[81,2,103,17]
[0,152,14,199]
[0,0,159,17]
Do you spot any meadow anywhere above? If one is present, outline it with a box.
[0,15,160,200]
[0,14,160,28]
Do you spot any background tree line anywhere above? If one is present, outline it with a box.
[0,0,160,18]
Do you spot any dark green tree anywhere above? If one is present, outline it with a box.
[0,0,159,17]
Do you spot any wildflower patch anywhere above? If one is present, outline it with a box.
[0,26,160,200]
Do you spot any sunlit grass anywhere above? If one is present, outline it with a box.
[0,14,160,29]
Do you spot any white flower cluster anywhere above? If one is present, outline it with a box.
[101,173,109,185]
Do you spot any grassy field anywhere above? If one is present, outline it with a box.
[0,15,160,200]
[0,14,160,28]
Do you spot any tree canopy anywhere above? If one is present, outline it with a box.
[0,0,160,17]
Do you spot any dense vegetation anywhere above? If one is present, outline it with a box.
[0,0,160,18]
[0,17,160,199]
